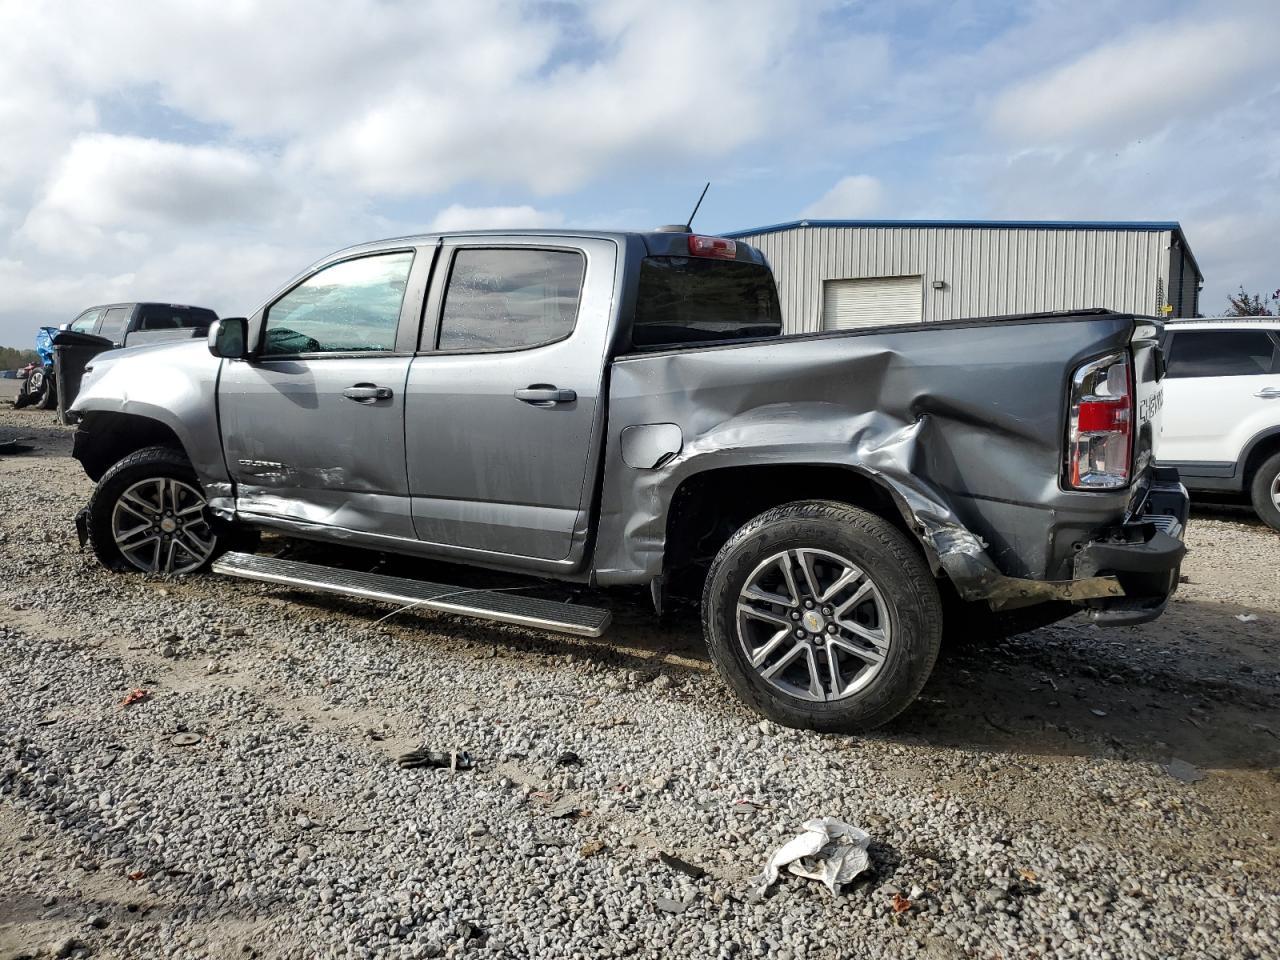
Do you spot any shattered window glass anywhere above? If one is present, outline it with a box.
[263,251,414,356]
[437,248,584,351]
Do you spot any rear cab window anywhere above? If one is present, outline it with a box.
[631,256,782,350]
[1165,329,1279,377]
[137,304,217,331]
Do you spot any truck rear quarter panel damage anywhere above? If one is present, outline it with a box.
[594,315,1138,597]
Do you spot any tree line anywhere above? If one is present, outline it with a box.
[0,346,39,370]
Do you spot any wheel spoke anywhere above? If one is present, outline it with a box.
[759,641,807,681]
[748,627,792,668]
[802,645,823,700]
[834,580,874,618]
[794,549,823,601]
[737,603,791,629]
[839,618,889,651]
[830,634,886,666]
[819,566,862,603]
[824,644,844,697]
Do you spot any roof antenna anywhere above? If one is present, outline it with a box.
[685,181,710,231]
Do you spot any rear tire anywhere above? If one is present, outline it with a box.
[86,446,226,574]
[1249,452,1280,531]
[702,500,943,732]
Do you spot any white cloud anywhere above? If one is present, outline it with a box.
[429,205,563,232]
[989,15,1278,145]
[801,175,884,219]
[21,134,282,256]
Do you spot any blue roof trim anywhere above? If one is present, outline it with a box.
[723,218,1184,238]
[724,219,1201,281]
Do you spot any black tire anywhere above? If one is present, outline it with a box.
[1249,451,1280,531]
[702,499,943,732]
[36,370,57,409]
[86,445,226,574]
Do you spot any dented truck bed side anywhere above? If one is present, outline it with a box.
[593,312,1160,607]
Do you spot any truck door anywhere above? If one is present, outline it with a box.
[404,236,616,568]
[218,247,429,539]
[1160,327,1280,466]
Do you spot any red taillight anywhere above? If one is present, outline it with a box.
[1075,399,1129,433]
[1065,352,1132,490]
[688,235,737,259]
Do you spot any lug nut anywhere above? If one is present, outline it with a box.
[794,629,806,639]
[827,624,838,634]
[821,606,832,616]
[790,611,801,621]
[804,600,814,609]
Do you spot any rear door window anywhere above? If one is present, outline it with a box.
[632,257,782,349]
[98,306,133,343]
[434,248,585,352]
[1165,330,1278,378]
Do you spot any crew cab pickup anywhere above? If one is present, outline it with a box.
[66,229,1188,731]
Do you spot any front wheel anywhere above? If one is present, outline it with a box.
[1250,452,1280,532]
[702,500,943,732]
[85,446,223,574]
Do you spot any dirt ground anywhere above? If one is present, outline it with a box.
[1,387,1277,959]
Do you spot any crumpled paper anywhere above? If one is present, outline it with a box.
[755,817,871,896]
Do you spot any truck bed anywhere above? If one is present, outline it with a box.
[594,309,1154,596]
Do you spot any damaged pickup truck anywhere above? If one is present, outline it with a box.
[66,228,1188,731]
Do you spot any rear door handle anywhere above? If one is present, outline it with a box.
[1255,387,1280,399]
[343,383,393,403]
[514,385,577,406]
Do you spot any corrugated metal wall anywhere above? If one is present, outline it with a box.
[734,225,1175,333]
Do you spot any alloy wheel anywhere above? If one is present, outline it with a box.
[735,547,892,702]
[110,477,217,574]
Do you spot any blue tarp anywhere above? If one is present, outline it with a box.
[34,326,57,366]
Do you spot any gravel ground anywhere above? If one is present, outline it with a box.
[2,395,1279,960]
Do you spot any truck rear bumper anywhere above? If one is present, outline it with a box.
[1072,470,1190,626]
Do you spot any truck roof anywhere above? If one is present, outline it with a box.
[1164,317,1280,331]
[322,229,769,266]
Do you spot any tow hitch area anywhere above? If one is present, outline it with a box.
[1074,474,1190,626]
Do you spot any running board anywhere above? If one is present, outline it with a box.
[211,552,611,637]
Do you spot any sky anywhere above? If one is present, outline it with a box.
[1,0,1277,346]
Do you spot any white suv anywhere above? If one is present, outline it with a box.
[1159,318,1280,530]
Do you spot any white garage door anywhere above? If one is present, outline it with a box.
[822,276,923,330]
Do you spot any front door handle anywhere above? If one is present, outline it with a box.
[514,385,577,406]
[1255,387,1280,399]
[343,383,393,403]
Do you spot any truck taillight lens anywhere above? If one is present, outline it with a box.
[1065,352,1132,490]
[688,235,737,259]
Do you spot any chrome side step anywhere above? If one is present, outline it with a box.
[212,552,611,637]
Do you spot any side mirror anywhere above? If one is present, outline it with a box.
[208,317,248,359]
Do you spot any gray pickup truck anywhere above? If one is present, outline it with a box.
[67,228,1189,730]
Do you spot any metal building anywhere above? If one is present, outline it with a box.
[723,220,1202,333]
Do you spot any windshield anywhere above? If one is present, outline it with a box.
[632,256,782,349]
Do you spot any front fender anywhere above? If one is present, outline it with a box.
[71,342,229,493]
